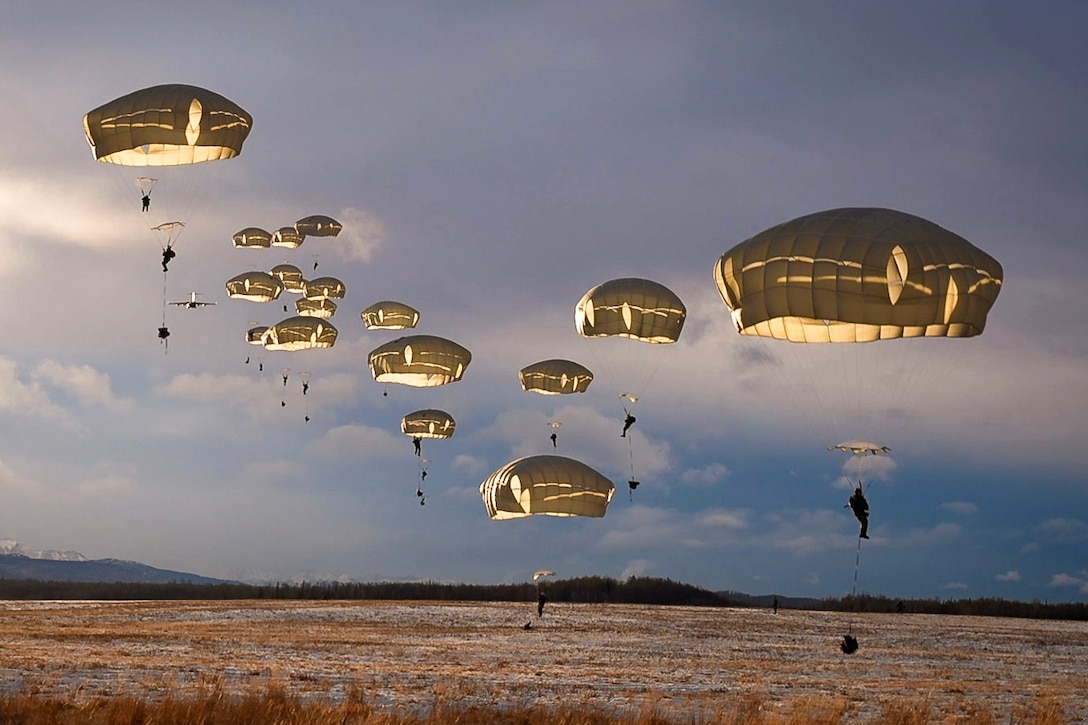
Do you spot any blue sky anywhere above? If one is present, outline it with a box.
[1,1,1085,602]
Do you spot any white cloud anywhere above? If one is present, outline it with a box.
[621,559,654,579]
[766,509,857,555]
[1038,518,1088,542]
[940,501,978,515]
[679,462,729,486]
[995,570,1020,582]
[0,356,72,424]
[306,424,402,458]
[943,582,969,591]
[837,454,898,489]
[453,454,488,476]
[33,359,129,409]
[1020,542,1041,554]
[1049,571,1088,594]
[337,207,388,263]
[694,509,747,529]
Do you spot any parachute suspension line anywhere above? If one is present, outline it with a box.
[416,456,431,506]
[849,530,863,636]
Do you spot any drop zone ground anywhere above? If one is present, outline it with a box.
[1,600,1085,722]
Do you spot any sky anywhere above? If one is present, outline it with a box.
[1,1,1086,602]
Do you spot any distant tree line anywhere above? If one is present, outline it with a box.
[0,576,1083,620]
[824,592,1088,621]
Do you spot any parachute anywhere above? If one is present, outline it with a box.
[272,226,305,249]
[83,84,252,166]
[480,454,615,520]
[270,264,306,294]
[226,272,284,303]
[245,324,269,345]
[233,227,272,249]
[713,207,1003,343]
[532,570,557,582]
[830,441,891,456]
[361,301,420,330]
[295,297,338,319]
[262,317,337,351]
[575,277,686,344]
[368,335,471,388]
[295,215,342,237]
[401,409,456,440]
[519,359,594,395]
[303,277,346,300]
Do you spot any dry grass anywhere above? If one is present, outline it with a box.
[1,600,1084,724]
[0,683,1074,725]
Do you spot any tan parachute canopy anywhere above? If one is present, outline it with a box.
[480,455,615,520]
[262,316,338,351]
[245,325,269,345]
[361,301,420,330]
[368,334,471,387]
[303,277,346,300]
[575,278,687,343]
[295,215,342,237]
[295,297,338,318]
[519,359,594,395]
[713,208,1004,343]
[830,441,891,455]
[401,409,456,439]
[225,272,283,302]
[272,226,304,249]
[83,84,252,166]
[270,264,306,294]
[232,227,272,249]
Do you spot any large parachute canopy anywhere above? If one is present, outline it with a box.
[713,207,1004,449]
[361,301,420,330]
[368,335,471,388]
[519,359,594,395]
[713,208,1004,343]
[226,272,283,302]
[232,227,272,249]
[270,264,306,294]
[295,297,337,318]
[480,454,615,520]
[575,278,687,344]
[295,215,342,237]
[532,570,557,581]
[303,277,346,300]
[262,316,338,351]
[83,84,252,166]
[401,409,456,439]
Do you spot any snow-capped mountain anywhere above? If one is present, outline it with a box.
[0,538,88,561]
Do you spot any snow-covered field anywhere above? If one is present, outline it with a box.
[1,600,1085,721]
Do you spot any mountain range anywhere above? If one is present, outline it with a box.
[0,539,231,584]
